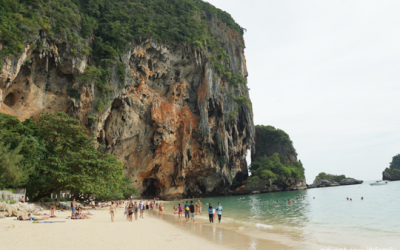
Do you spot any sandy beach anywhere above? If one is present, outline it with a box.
[0,206,234,250]
[0,203,293,250]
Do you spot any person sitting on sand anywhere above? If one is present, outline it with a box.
[72,214,91,219]
[20,196,25,203]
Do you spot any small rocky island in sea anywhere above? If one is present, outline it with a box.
[307,172,363,188]
[382,154,400,181]
[234,125,307,194]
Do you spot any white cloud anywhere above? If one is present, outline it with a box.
[207,0,400,181]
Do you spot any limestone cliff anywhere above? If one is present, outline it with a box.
[0,22,253,199]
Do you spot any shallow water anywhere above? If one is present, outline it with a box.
[163,180,400,249]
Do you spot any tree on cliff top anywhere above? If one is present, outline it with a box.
[389,154,400,170]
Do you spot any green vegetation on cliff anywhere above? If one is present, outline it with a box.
[0,112,136,201]
[389,154,400,170]
[248,153,305,184]
[385,154,400,176]
[249,125,304,185]
[0,0,248,113]
[314,172,348,182]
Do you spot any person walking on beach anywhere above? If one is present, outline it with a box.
[110,202,116,222]
[178,203,182,219]
[134,201,139,220]
[140,201,145,218]
[184,201,190,222]
[128,201,134,222]
[208,203,214,223]
[189,201,196,222]
[198,200,203,215]
[216,202,223,223]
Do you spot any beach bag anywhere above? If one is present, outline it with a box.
[186,206,189,211]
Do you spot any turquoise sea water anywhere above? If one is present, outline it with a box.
[163,180,400,249]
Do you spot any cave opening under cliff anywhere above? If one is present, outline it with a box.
[4,93,17,107]
[142,178,161,198]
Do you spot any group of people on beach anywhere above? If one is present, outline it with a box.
[108,198,163,222]
[173,200,223,224]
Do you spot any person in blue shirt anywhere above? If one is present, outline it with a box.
[216,202,223,223]
[208,203,214,223]
[184,201,190,222]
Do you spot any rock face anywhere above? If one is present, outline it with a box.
[308,178,363,188]
[339,178,363,185]
[382,168,400,181]
[0,24,253,200]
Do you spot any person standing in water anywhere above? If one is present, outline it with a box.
[208,203,214,223]
[198,200,203,215]
[216,202,223,223]
[184,201,190,222]
[189,201,196,222]
[178,203,182,219]
[159,202,163,214]
[109,201,116,222]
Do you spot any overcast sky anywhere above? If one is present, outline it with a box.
[206,0,400,182]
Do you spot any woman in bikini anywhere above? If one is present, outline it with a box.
[128,201,134,222]
[109,201,116,222]
[159,202,163,214]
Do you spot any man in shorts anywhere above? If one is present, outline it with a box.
[189,201,196,222]
[197,199,202,215]
[184,201,190,222]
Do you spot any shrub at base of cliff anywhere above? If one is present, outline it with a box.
[0,112,133,201]
[382,154,400,180]
[248,153,305,189]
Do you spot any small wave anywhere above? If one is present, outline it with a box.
[255,223,273,230]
